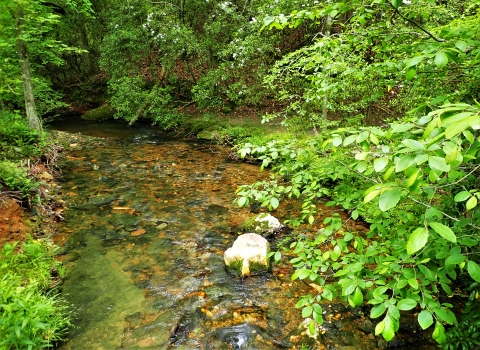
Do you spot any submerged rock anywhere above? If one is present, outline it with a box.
[240,213,283,235]
[224,233,270,277]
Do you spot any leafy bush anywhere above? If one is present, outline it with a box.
[236,102,480,344]
[0,160,39,196]
[0,239,72,349]
[0,111,47,159]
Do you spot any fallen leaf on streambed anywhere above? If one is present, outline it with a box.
[131,229,146,237]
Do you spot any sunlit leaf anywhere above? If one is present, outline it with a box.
[374,157,389,172]
[397,299,416,310]
[406,227,428,255]
[428,222,456,243]
[434,51,448,68]
[467,261,480,282]
[418,310,433,329]
[378,188,402,211]
[466,196,478,211]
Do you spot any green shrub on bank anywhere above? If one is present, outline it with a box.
[236,102,480,345]
[0,239,72,349]
[0,160,39,196]
[0,111,47,159]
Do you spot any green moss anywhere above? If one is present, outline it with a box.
[240,213,271,233]
[225,258,270,276]
[225,259,243,276]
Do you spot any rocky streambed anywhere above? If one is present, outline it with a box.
[49,118,435,350]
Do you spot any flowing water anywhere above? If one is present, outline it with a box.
[50,119,435,350]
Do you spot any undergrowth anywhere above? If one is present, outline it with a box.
[0,238,72,349]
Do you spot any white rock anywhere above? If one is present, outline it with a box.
[224,233,270,276]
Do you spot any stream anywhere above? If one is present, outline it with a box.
[49,118,435,350]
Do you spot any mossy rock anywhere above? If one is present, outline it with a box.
[81,106,115,121]
[240,213,283,234]
[197,127,222,140]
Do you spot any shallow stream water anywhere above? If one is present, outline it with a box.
[50,119,435,350]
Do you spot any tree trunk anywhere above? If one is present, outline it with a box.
[16,9,42,131]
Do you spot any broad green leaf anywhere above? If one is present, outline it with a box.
[397,299,416,310]
[445,114,479,139]
[428,222,456,243]
[379,188,402,212]
[364,189,381,203]
[454,191,471,202]
[466,196,478,211]
[237,197,248,207]
[382,315,395,341]
[308,320,315,335]
[383,166,395,180]
[405,68,416,81]
[445,254,465,265]
[405,56,424,69]
[467,261,480,282]
[396,154,416,172]
[432,322,446,344]
[435,308,456,325]
[298,269,311,280]
[302,305,313,317]
[434,51,448,68]
[455,40,468,52]
[342,281,357,296]
[374,157,389,172]
[417,310,433,329]
[390,0,402,8]
[406,169,420,188]
[402,139,425,150]
[371,304,386,318]
[332,136,342,147]
[407,278,418,289]
[351,287,363,306]
[406,227,428,255]
[355,152,369,160]
[343,135,357,146]
[274,251,281,261]
[270,197,279,210]
[428,156,450,172]
[375,321,385,335]
[444,147,458,164]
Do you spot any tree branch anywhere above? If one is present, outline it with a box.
[390,4,445,42]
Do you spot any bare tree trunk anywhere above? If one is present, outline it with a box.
[16,9,42,131]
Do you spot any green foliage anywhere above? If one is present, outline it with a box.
[0,239,71,349]
[262,0,480,129]
[0,160,39,196]
[441,284,480,350]
[0,111,47,159]
[236,102,480,343]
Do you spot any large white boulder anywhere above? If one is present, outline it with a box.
[224,233,270,277]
